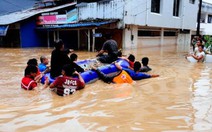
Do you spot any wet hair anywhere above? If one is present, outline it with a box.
[62,64,75,76]
[70,53,77,62]
[54,39,64,50]
[40,56,46,63]
[24,65,38,76]
[128,54,135,62]
[27,58,38,66]
[133,61,141,72]
[142,57,149,66]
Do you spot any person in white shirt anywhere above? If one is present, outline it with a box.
[191,45,205,62]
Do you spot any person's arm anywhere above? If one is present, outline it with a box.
[191,54,203,61]
[49,77,59,89]
[150,74,159,78]
[34,74,43,83]
[114,62,122,70]
[96,42,107,57]
[118,56,129,62]
[74,63,84,73]
[49,81,56,88]
[43,66,51,74]
[74,71,85,88]
[96,49,105,57]
[33,77,49,92]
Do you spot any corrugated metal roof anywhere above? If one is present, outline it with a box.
[37,19,118,29]
[0,2,77,25]
[0,0,37,16]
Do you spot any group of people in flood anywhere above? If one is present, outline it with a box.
[186,35,206,62]
[21,34,159,96]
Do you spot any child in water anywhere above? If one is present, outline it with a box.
[140,57,152,72]
[21,65,49,91]
[118,54,135,70]
[70,53,85,73]
[38,56,50,74]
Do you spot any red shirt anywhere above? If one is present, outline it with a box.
[52,76,84,96]
[21,76,37,90]
[129,61,134,68]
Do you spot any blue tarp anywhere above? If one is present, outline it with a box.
[0,25,9,36]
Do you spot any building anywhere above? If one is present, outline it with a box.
[0,0,199,52]
[0,0,78,48]
[198,0,212,35]
[77,0,199,51]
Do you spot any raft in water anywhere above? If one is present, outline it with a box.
[41,59,129,84]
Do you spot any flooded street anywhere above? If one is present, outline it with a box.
[0,46,212,132]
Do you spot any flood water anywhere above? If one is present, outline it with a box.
[0,46,212,132]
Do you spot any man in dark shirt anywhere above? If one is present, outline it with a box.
[96,33,119,63]
[50,39,72,78]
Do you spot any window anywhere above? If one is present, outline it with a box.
[164,31,177,36]
[189,0,195,4]
[151,0,160,13]
[173,0,180,17]
[138,30,161,37]
[208,15,212,23]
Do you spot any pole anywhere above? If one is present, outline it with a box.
[196,0,202,36]
[92,28,95,52]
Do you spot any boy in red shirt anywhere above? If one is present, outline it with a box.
[49,64,85,96]
[21,65,49,90]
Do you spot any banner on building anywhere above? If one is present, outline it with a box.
[37,9,77,25]
[37,15,67,25]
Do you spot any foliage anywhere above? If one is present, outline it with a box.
[203,35,212,54]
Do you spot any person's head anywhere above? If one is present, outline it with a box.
[70,53,78,62]
[141,57,149,66]
[40,56,49,65]
[24,65,38,78]
[133,61,141,72]
[128,54,135,62]
[196,40,202,46]
[54,39,64,51]
[27,58,38,66]
[61,64,75,76]
[198,45,204,52]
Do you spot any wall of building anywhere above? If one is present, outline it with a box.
[122,25,137,49]
[78,0,124,20]
[200,1,212,35]
[124,0,198,30]
[20,18,42,48]
[177,32,191,52]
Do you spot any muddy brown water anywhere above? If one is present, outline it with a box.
[0,46,211,132]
